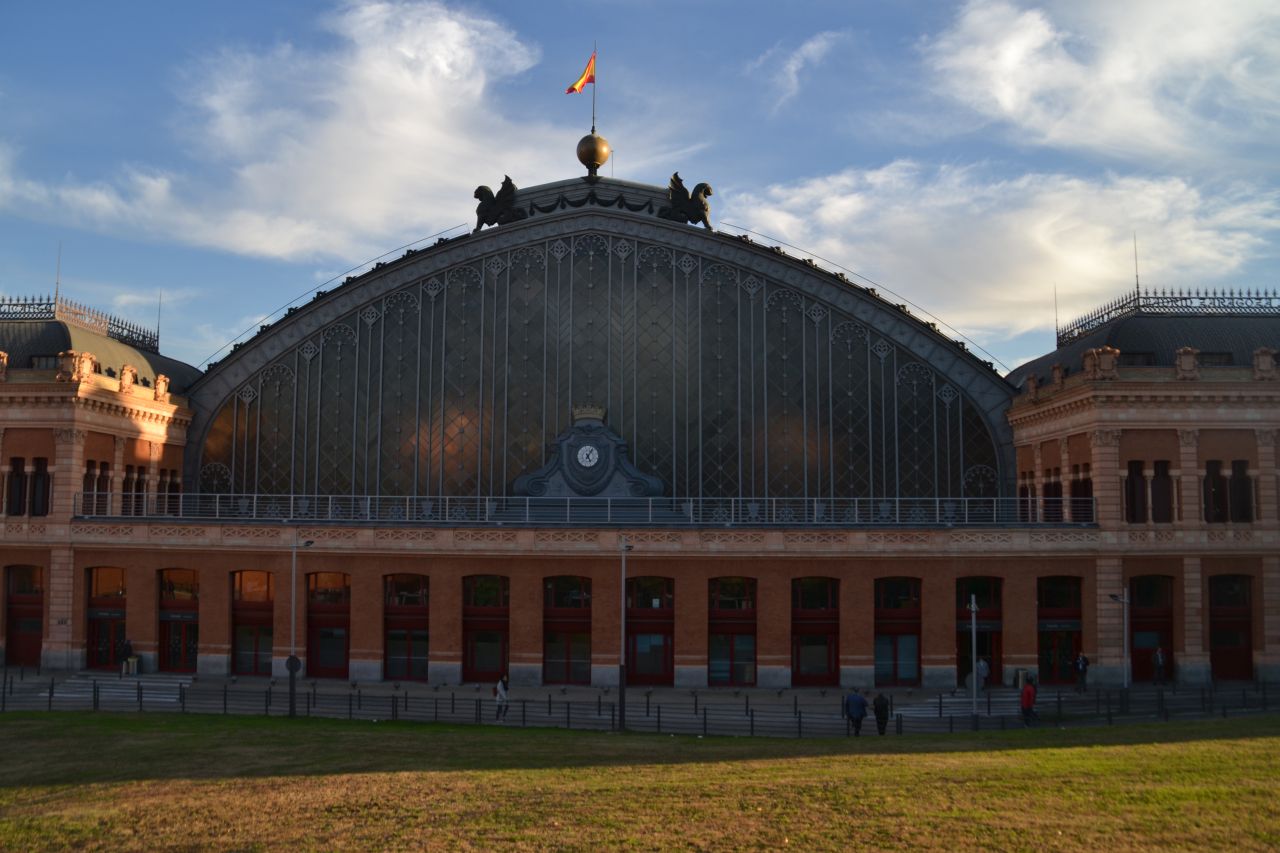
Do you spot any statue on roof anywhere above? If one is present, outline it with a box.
[473,175,527,233]
[658,172,714,230]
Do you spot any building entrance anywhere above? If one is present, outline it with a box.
[5,566,43,667]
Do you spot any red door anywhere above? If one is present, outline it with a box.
[5,567,43,667]
[159,619,199,672]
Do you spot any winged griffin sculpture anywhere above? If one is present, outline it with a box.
[473,175,527,233]
[657,172,714,230]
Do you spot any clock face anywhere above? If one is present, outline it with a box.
[576,444,600,468]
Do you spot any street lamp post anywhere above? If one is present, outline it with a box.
[1109,592,1130,690]
[968,593,979,717]
[288,528,314,717]
[618,535,633,732]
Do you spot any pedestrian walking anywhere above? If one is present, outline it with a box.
[873,692,890,735]
[1074,652,1089,693]
[1153,647,1166,686]
[494,674,510,721]
[121,638,136,676]
[844,689,869,736]
[976,657,990,692]
[1020,676,1038,726]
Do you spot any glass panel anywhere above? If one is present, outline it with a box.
[896,635,919,681]
[544,631,567,680]
[628,577,672,609]
[874,636,894,683]
[569,632,591,683]
[473,630,504,673]
[160,570,198,601]
[732,634,756,684]
[385,574,429,606]
[1133,630,1162,649]
[795,634,831,676]
[708,634,731,685]
[466,576,508,608]
[632,633,668,676]
[91,568,127,599]
[234,572,273,603]
[8,566,42,595]
[410,630,429,680]
[257,627,274,673]
[309,574,350,604]
[317,627,347,669]
[386,629,409,678]
[235,625,258,673]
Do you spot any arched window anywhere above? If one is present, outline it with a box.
[385,574,429,681]
[232,571,274,676]
[709,577,756,686]
[544,576,591,684]
[158,569,198,672]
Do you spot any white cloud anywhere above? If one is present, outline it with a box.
[721,161,1280,348]
[749,31,848,113]
[0,2,578,262]
[923,0,1280,164]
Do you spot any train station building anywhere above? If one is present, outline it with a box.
[2,143,1277,690]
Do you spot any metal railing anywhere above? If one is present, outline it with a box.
[73,492,1096,527]
[2,672,1270,738]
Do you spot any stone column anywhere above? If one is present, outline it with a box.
[508,566,543,687]
[348,568,383,682]
[1090,430,1122,528]
[840,570,874,687]
[755,572,791,689]
[197,563,231,676]
[43,545,83,669]
[1178,430,1201,526]
[1094,557,1124,686]
[1032,444,1044,522]
[1256,430,1277,526]
[147,441,163,514]
[1179,556,1210,685]
[428,569,462,687]
[1262,555,1280,683]
[1059,440,1073,522]
[51,429,87,520]
[111,436,125,516]
[1002,570,1038,687]
[674,572,708,688]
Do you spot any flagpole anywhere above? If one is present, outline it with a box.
[591,43,597,133]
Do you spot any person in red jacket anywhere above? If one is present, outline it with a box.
[1020,676,1038,727]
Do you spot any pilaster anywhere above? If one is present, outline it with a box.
[110,436,125,515]
[41,545,83,670]
[1178,430,1201,526]
[1180,556,1210,685]
[1090,430,1122,527]
[51,429,87,519]
[1094,557,1124,686]
[1261,555,1280,682]
[1256,430,1277,526]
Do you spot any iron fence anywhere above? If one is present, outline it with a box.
[74,492,1096,528]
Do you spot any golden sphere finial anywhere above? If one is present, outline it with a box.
[576,132,610,178]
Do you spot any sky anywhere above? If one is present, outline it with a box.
[1,0,1277,374]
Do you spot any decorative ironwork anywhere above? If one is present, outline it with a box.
[198,232,1004,507]
[73,491,1092,527]
[1057,287,1280,347]
[0,294,160,352]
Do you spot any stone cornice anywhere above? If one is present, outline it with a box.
[0,519,1266,559]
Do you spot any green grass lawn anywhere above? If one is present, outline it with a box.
[1,713,1277,851]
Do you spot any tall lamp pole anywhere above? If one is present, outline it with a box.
[618,535,633,732]
[969,593,979,717]
[288,527,314,717]
[1109,592,1130,690]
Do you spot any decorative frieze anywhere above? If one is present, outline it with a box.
[700,531,767,548]
[784,531,849,548]
[454,529,519,546]
[222,526,284,541]
[377,529,439,543]
[534,530,600,546]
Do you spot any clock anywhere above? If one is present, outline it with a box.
[576,444,600,468]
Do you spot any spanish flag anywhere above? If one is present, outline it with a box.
[566,52,596,94]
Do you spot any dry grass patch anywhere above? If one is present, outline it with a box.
[1,713,1277,850]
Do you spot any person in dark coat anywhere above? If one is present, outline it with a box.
[844,689,869,735]
[873,692,890,735]
[1152,647,1167,686]
[121,638,135,676]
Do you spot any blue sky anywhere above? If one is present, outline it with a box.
[1,1,1276,373]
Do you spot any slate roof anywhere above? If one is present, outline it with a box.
[1007,313,1280,387]
[0,319,203,392]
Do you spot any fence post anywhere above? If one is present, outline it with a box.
[93,681,99,712]
[938,694,943,718]
[702,707,708,736]
[223,684,228,714]
[611,705,616,731]
[348,693,353,720]
[797,711,802,738]
[646,693,651,717]
[48,678,54,711]
[522,699,527,727]
[434,697,439,722]
[475,698,481,724]
[597,695,602,716]
[137,682,143,712]
[657,704,662,733]
[451,692,456,714]
[794,695,799,716]
[547,694,552,715]
[357,689,362,710]
[264,690,270,716]
[180,685,186,714]
[566,702,571,729]
[1056,691,1062,723]
[987,690,992,716]
[750,708,755,736]
[895,713,903,735]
